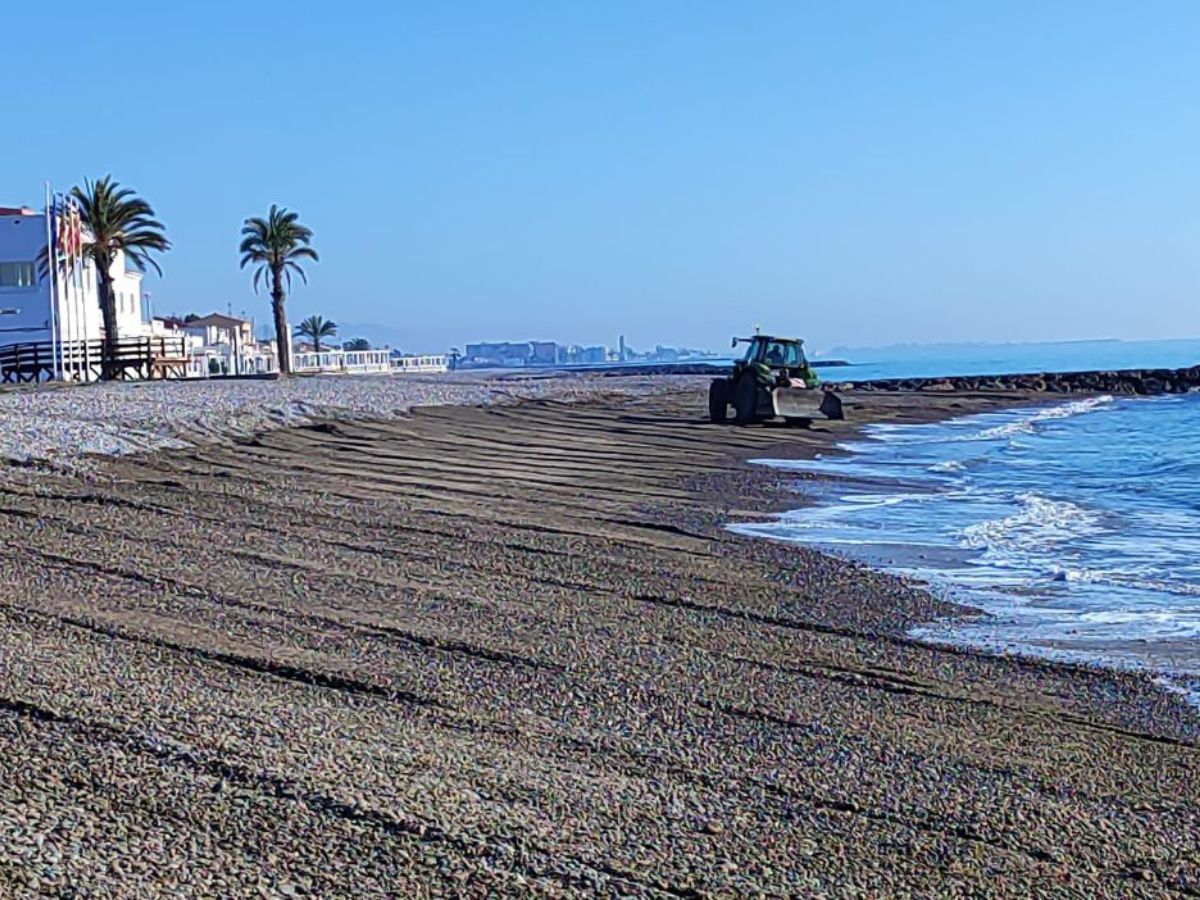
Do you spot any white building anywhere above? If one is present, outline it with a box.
[111,256,145,339]
[0,204,150,381]
[182,312,277,377]
[391,353,449,374]
[183,312,253,350]
[293,348,391,374]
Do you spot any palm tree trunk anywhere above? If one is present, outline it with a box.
[95,254,118,381]
[271,267,290,376]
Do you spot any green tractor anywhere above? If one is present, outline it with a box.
[709,334,844,425]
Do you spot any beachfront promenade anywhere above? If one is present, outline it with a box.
[0,376,1195,896]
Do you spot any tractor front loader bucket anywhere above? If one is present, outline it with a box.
[771,387,845,421]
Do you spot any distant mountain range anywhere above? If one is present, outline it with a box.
[823,337,1124,357]
[255,321,427,352]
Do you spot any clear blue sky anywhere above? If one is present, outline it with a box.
[6,1,1199,352]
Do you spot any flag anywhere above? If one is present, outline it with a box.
[47,193,88,379]
[68,198,81,259]
[51,193,84,266]
[49,193,85,304]
[53,195,65,263]
[68,195,83,291]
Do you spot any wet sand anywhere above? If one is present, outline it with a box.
[0,382,1196,897]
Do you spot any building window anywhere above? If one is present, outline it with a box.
[0,262,36,289]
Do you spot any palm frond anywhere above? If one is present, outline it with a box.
[240,205,317,301]
[284,261,309,285]
[294,315,337,339]
[71,175,170,272]
[287,246,319,263]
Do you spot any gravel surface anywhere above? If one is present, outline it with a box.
[0,383,1195,897]
[0,373,709,470]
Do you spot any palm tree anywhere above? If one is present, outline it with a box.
[239,205,318,375]
[71,177,170,379]
[295,315,338,352]
[343,337,371,351]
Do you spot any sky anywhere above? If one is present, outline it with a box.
[5,1,1199,353]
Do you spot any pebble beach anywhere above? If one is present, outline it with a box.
[0,373,688,469]
[0,376,1197,897]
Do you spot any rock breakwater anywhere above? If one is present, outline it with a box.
[833,365,1200,395]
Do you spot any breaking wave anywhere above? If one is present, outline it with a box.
[959,492,1105,554]
[971,395,1113,440]
[737,393,1200,704]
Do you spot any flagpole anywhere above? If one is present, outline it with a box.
[78,251,88,381]
[62,194,72,382]
[44,182,61,383]
[58,192,76,382]
[71,198,82,382]
[75,256,83,382]
[69,223,78,382]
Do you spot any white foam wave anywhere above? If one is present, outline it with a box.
[928,459,966,473]
[971,395,1113,441]
[960,491,1105,554]
[1051,566,1200,599]
[840,491,935,507]
[865,396,1115,448]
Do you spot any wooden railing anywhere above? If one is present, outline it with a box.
[0,336,190,383]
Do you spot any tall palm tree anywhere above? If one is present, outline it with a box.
[342,337,371,351]
[72,176,170,379]
[239,206,318,375]
[295,315,338,353]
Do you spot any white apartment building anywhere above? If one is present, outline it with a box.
[0,205,148,379]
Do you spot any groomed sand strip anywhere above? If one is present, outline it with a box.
[0,382,1196,896]
[0,373,709,470]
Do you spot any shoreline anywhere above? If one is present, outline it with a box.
[0,379,1196,894]
[691,389,1200,719]
[728,391,1200,708]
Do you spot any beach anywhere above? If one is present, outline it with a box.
[0,377,1197,897]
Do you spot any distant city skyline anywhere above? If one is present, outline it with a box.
[226,309,1200,361]
[6,1,1199,351]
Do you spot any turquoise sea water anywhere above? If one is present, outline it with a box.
[734,340,1200,703]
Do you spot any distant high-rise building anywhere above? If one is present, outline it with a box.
[567,344,607,365]
[463,340,560,368]
[529,341,557,365]
[618,334,626,362]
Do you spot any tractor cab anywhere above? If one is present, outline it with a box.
[709,332,843,425]
[732,335,818,387]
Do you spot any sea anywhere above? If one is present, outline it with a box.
[734,338,1200,704]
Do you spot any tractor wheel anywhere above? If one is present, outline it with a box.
[708,379,730,423]
[733,375,759,425]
